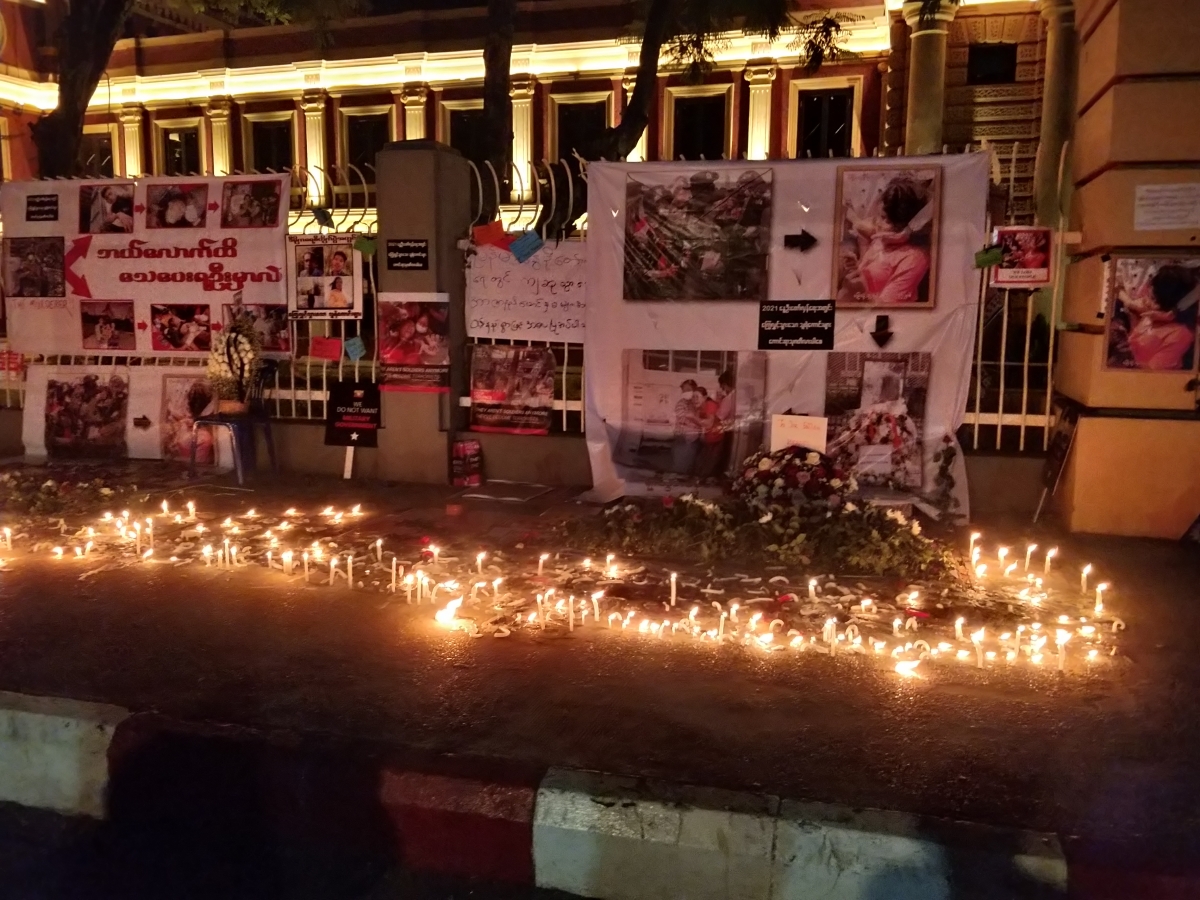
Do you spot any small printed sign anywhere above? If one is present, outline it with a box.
[386,239,429,271]
[769,414,828,454]
[757,300,835,351]
[25,194,59,222]
[324,381,381,448]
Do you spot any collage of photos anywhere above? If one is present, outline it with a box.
[4,237,65,298]
[223,303,290,354]
[292,241,359,318]
[1105,256,1200,372]
[80,301,137,351]
[615,349,767,480]
[834,167,941,307]
[145,183,209,229]
[150,304,212,352]
[623,169,772,302]
[161,375,218,464]
[220,179,284,228]
[824,351,930,490]
[469,346,556,435]
[44,374,129,460]
[79,184,135,234]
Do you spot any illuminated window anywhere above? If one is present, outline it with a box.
[163,126,201,176]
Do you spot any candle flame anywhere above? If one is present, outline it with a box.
[351,505,362,515]
[142,549,153,560]
[894,660,921,678]
[52,547,63,558]
[435,597,464,627]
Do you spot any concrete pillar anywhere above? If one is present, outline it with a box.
[375,143,473,483]
[621,75,647,162]
[510,75,535,200]
[207,97,233,176]
[300,90,327,202]
[118,105,144,177]
[1034,0,1077,225]
[901,0,957,155]
[402,84,428,141]
[744,64,776,161]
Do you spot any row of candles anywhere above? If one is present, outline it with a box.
[968,532,1109,614]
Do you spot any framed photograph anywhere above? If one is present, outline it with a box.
[145,183,209,229]
[150,303,212,352]
[623,169,772,302]
[833,166,941,308]
[44,373,129,460]
[991,226,1052,288]
[220,178,284,228]
[161,374,217,463]
[1104,256,1200,372]
[78,183,135,234]
[80,300,136,350]
[4,236,65,298]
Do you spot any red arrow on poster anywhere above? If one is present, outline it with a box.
[208,200,220,211]
[136,320,148,331]
[210,321,223,331]
[64,235,92,298]
[134,203,145,213]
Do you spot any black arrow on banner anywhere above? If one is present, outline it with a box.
[870,315,893,349]
[133,416,152,430]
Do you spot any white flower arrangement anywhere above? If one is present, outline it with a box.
[207,309,263,401]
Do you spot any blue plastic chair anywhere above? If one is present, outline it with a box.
[189,361,278,484]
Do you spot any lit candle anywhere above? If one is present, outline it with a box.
[1094,582,1108,616]
[1080,564,1092,595]
[719,612,727,638]
[391,558,398,592]
[591,591,602,621]
[230,545,239,566]
[955,617,965,641]
[970,546,981,567]
[606,554,614,567]
[246,508,256,518]
[223,538,230,568]
[84,541,93,558]
[375,539,383,563]
[282,550,293,576]
[974,564,987,579]
[161,500,169,516]
[347,555,354,587]
[187,501,196,520]
[134,522,142,556]
[971,628,985,668]
[430,545,440,565]
[808,579,817,600]
[477,552,486,574]
[969,531,981,556]
[1056,629,1071,672]
[893,617,902,637]
[607,612,620,628]
[52,546,64,559]
[2,527,10,550]
[569,596,575,632]
[669,572,677,607]
[404,574,414,604]
[1044,546,1058,574]
[538,553,548,576]
[330,556,338,586]
[303,551,310,582]
[997,546,1009,569]
[267,550,273,569]
[1004,563,1017,578]
[142,548,153,562]
[203,545,212,566]
[583,558,591,571]
[1024,543,1037,572]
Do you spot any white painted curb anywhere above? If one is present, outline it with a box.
[534,768,1067,900]
[0,690,128,818]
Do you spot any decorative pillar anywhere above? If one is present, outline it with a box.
[118,105,143,178]
[744,64,776,161]
[300,90,327,203]
[207,97,233,176]
[622,75,647,162]
[510,75,535,200]
[901,0,957,155]
[401,84,428,141]
[1034,0,1077,225]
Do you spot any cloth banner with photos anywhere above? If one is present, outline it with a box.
[22,363,234,465]
[469,345,556,435]
[0,174,290,357]
[584,155,991,517]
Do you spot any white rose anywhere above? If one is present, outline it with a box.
[758,458,773,471]
[805,452,820,465]
[843,502,858,513]
[758,511,773,524]
[829,478,842,489]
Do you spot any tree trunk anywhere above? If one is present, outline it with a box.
[32,0,135,177]
[479,0,516,222]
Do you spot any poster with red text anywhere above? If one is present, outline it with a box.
[378,291,450,392]
[0,174,289,357]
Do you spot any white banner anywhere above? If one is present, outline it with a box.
[466,243,586,342]
[1,174,289,357]
[584,156,990,516]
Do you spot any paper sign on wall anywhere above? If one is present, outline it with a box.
[770,414,828,454]
[1134,183,1200,231]
[466,243,586,343]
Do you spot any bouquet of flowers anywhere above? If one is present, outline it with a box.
[731,445,858,514]
[207,306,262,406]
[825,405,921,487]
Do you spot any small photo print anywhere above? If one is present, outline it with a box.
[834,166,941,307]
[162,375,217,464]
[223,303,290,354]
[294,242,353,278]
[4,236,65,297]
[150,303,212,352]
[623,169,772,302]
[80,300,136,350]
[79,183,135,234]
[145,183,209,229]
[991,225,1052,288]
[296,277,323,308]
[824,351,930,490]
[1105,257,1200,372]
[614,349,768,480]
[45,373,129,460]
[220,178,283,228]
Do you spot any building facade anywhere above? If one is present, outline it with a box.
[0,0,1070,224]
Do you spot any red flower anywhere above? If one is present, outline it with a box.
[419,536,431,546]
[661,495,675,509]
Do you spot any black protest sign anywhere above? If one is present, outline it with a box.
[26,194,59,222]
[758,300,836,351]
[386,239,429,271]
[324,381,381,447]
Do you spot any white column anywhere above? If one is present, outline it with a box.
[207,98,233,176]
[622,76,646,162]
[510,75,534,201]
[118,106,143,178]
[401,84,427,141]
[301,90,327,204]
[744,65,776,161]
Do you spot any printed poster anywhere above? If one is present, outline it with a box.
[990,226,1052,288]
[378,291,450,392]
[469,345,556,435]
[286,233,364,320]
[0,175,289,357]
[1104,255,1200,372]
